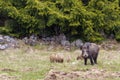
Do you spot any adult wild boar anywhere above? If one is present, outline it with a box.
[81,42,99,65]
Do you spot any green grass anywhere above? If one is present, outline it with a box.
[0,45,120,80]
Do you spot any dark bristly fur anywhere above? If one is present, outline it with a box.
[81,42,99,65]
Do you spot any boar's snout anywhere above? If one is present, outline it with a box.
[82,49,89,58]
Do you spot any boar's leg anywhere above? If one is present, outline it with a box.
[89,56,94,65]
[94,58,97,64]
[84,58,87,65]
[93,56,98,64]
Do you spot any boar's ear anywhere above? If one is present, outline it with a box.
[87,43,91,49]
[80,43,83,50]
[80,43,84,50]
[87,45,89,49]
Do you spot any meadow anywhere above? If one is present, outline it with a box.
[0,43,120,80]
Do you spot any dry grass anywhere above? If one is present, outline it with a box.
[0,43,120,80]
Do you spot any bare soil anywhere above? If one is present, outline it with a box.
[45,68,120,80]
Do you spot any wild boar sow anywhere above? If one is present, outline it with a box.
[81,42,99,65]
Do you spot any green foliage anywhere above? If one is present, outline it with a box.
[0,0,120,42]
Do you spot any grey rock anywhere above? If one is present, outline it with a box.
[71,39,83,48]
[75,39,83,48]
[61,40,70,47]
[0,35,18,50]
[58,33,66,42]
[0,44,8,50]
[23,35,37,46]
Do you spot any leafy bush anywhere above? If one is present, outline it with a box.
[0,0,120,42]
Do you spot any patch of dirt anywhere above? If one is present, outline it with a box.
[0,68,19,80]
[0,68,17,72]
[45,68,120,80]
[0,73,19,80]
[44,70,79,80]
